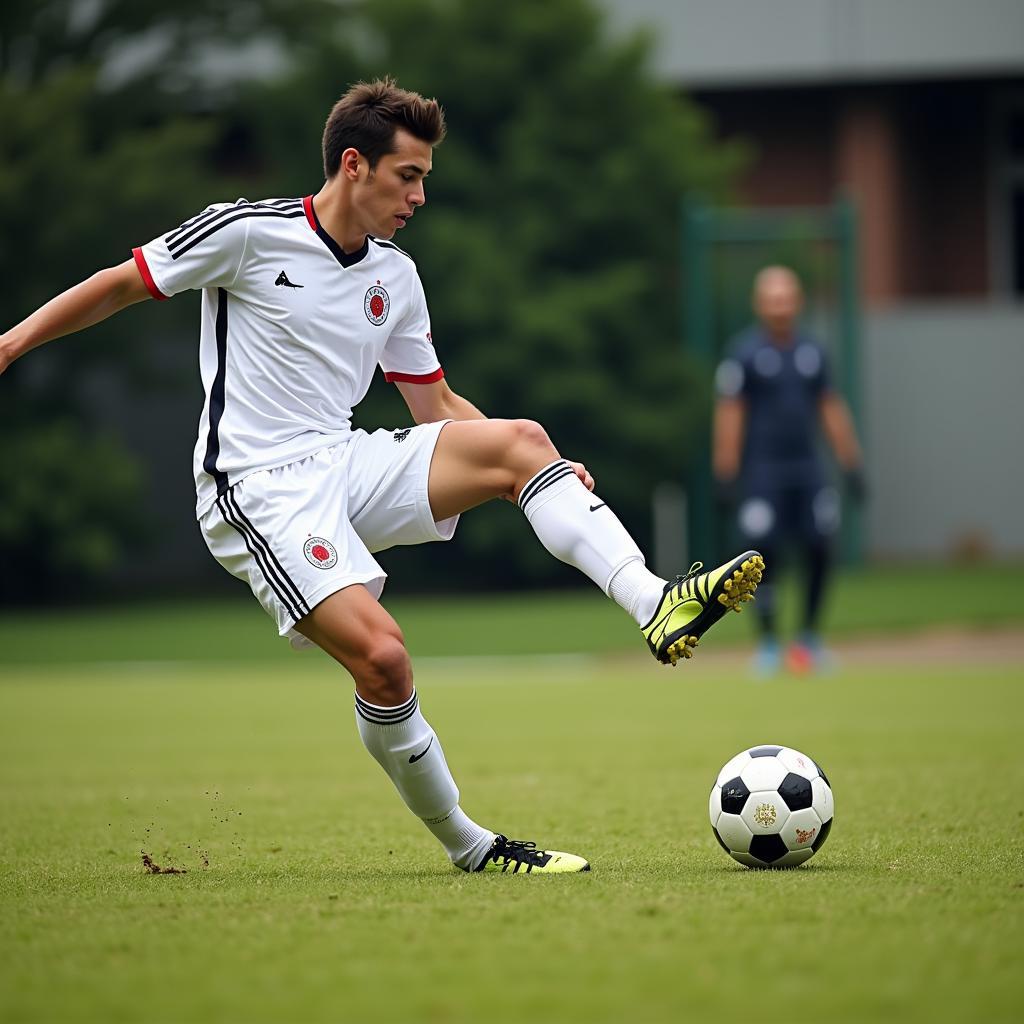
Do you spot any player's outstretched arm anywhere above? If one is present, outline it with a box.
[0,258,151,376]
[394,378,486,424]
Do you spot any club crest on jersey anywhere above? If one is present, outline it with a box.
[364,285,390,326]
[303,537,338,569]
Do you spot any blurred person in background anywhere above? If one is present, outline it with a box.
[713,266,865,675]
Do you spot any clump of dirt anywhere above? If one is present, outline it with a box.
[141,851,187,875]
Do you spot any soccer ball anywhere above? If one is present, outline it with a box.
[708,744,834,868]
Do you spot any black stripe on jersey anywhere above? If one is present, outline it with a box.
[222,488,310,621]
[202,288,230,497]
[369,237,414,263]
[166,198,301,249]
[169,207,305,260]
[518,460,576,512]
[216,493,308,624]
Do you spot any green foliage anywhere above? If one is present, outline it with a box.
[0,420,143,600]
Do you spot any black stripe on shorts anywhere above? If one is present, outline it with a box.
[216,490,310,624]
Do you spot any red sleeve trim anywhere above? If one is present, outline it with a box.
[384,368,445,384]
[302,195,318,231]
[132,247,167,301]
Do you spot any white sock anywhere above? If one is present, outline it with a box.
[355,689,494,869]
[608,557,668,626]
[519,459,666,620]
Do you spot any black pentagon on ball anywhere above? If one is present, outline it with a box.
[749,746,782,757]
[814,761,831,787]
[749,833,788,864]
[778,772,813,811]
[811,817,833,853]
[720,777,750,814]
[712,826,731,853]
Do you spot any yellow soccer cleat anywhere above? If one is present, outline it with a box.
[641,550,765,666]
[471,835,590,874]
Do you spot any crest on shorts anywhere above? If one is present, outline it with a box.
[364,285,390,326]
[303,536,338,569]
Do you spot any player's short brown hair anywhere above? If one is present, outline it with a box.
[322,77,446,178]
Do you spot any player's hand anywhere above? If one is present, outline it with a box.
[569,460,595,491]
[715,475,740,507]
[844,466,868,502]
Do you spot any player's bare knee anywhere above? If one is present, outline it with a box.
[508,418,558,469]
[359,636,413,705]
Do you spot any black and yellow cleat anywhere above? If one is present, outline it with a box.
[471,835,590,874]
[641,550,765,666]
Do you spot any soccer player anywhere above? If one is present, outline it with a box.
[713,266,864,676]
[0,79,762,874]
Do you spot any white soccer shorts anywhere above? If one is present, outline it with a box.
[200,421,458,646]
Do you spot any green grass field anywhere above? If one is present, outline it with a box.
[2,568,1023,1023]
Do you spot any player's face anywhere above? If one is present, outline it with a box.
[356,129,432,240]
[754,275,802,337]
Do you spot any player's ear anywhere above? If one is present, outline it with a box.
[341,147,362,181]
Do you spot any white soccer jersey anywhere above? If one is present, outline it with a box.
[133,195,443,517]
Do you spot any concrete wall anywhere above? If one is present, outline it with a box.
[862,303,1024,558]
[597,0,1024,86]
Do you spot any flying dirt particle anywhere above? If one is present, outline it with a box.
[269,846,282,853]
[141,851,187,875]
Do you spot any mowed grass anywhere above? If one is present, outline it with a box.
[0,562,1022,664]
[2,644,1023,1022]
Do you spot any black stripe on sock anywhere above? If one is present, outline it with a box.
[517,460,569,510]
[518,461,575,512]
[355,690,417,716]
[355,692,419,725]
[518,460,570,509]
[223,489,310,619]
[216,495,305,624]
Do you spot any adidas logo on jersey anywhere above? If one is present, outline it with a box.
[275,270,303,288]
[393,429,411,443]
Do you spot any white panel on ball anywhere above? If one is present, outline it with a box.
[715,751,751,786]
[776,747,820,778]
[709,784,723,827]
[780,806,824,852]
[811,775,835,823]
[715,812,753,853]
[739,756,787,792]
[740,791,790,835]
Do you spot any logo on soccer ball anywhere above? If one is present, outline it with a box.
[795,826,817,845]
[364,285,390,325]
[753,802,777,828]
[303,536,338,569]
